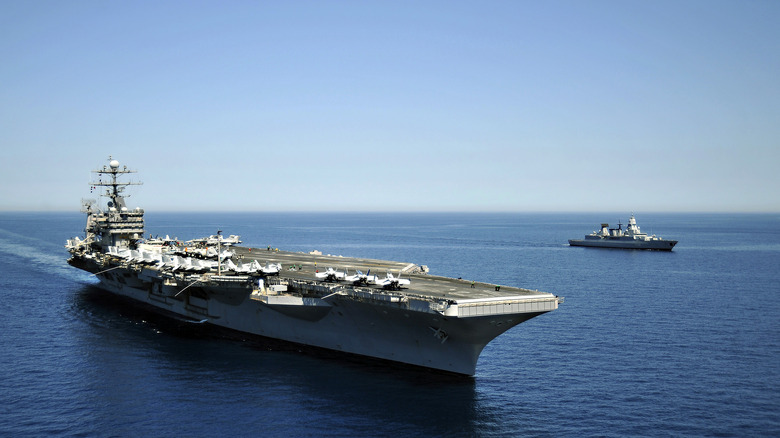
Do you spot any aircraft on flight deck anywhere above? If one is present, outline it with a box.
[376,272,411,290]
[344,269,379,286]
[315,267,347,282]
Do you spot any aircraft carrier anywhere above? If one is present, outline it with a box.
[66,157,562,375]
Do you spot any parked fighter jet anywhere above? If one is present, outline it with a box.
[233,260,260,274]
[315,267,346,282]
[344,269,379,286]
[259,262,282,276]
[376,272,411,290]
[187,234,242,246]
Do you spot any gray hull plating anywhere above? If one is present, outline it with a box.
[568,238,677,250]
[92,270,543,375]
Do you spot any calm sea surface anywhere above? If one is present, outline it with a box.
[1,212,778,437]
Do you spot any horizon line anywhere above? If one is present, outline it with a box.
[1,209,779,215]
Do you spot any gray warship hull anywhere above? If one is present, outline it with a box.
[66,157,561,376]
[568,237,677,250]
[69,249,558,375]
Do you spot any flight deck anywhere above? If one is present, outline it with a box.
[231,246,545,301]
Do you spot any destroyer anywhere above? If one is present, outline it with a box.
[66,157,562,375]
[568,215,677,251]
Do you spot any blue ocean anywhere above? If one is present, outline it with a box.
[1,212,778,437]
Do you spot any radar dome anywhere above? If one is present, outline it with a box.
[110,159,120,168]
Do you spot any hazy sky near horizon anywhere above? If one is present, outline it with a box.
[2,0,778,212]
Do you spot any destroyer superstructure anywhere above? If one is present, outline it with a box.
[67,157,562,375]
[568,214,677,251]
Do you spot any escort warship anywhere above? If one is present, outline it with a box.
[568,215,678,251]
[66,158,562,375]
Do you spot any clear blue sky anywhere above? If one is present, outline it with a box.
[1,0,778,212]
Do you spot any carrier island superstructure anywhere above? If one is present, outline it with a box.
[66,158,562,375]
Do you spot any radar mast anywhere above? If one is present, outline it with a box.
[83,157,146,249]
[90,156,142,211]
